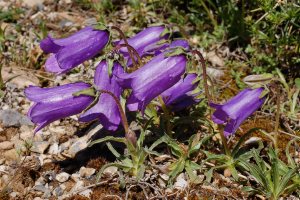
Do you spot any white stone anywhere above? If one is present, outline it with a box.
[23,0,44,7]
[0,165,8,173]
[48,143,60,155]
[160,174,169,181]
[174,173,188,190]
[79,189,92,198]
[71,173,81,182]
[0,141,14,150]
[79,167,95,178]
[31,141,50,154]
[68,124,102,157]
[69,180,84,193]
[56,172,70,183]
[103,166,118,176]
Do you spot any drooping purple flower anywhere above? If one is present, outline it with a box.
[25,82,94,132]
[41,26,109,74]
[143,39,190,56]
[117,52,187,112]
[79,61,124,131]
[116,26,169,66]
[210,87,266,137]
[161,73,201,111]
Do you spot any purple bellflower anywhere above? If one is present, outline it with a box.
[161,73,201,111]
[117,52,187,112]
[79,61,124,131]
[210,87,265,137]
[40,26,109,74]
[116,26,169,66]
[25,82,94,132]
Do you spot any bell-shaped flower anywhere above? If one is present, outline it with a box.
[161,73,201,111]
[79,61,124,131]
[117,52,187,112]
[210,87,266,137]
[25,82,94,132]
[115,26,169,65]
[40,26,109,74]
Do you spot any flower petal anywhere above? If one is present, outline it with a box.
[25,82,91,103]
[79,61,123,131]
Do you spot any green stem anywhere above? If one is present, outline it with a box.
[158,96,172,136]
[199,0,218,27]
[191,50,211,103]
[218,125,231,156]
[0,64,3,90]
[274,85,281,151]
[291,89,300,115]
[110,26,137,67]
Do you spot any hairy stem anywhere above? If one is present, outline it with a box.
[0,64,3,90]
[218,125,231,156]
[274,85,281,150]
[192,50,211,103]
[158,96,172,136]
[116,43,142,66]
[110,26,137,67]
[99,90,137,146]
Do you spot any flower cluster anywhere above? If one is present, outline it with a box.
[26,25,201,132]
[26,25,267,139]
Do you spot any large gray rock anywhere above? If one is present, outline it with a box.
[0,110,33,127]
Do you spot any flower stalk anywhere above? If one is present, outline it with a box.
[115,43,142,66]
[191,50,211,103]
[274,84,281,150]
[158,96,172,136]
[0,63,3,90]
[110,26,138,67]
[218,125,231,156]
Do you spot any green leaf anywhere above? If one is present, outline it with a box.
[137,130,146,149]
[106,142,121,158]
[107,59,114,76]
[93,22,108,30]
[149,135,168,151]
[243,73,273,87]
[188,134,213,157]
[271,157,280,195]
[164,47,186,57]
[232,128,259,157]
[73,87,96,97]
[285,138,298,168]
[204,168,214,183]
[242,186,256,193]
[160,27,171,38]
[143,147,161,157]
[168,159,185,185]
[276,68,289,91]
[259,88,270,98]
[136,164,145,180]
[277,168,297,198]
[185,161,202,184]
[89,136,126,147]
[96,162,120,182]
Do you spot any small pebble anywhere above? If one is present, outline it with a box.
[56,172,70,183]
[31,141,50,154]
[79,167,96,178]
[0,141,14,150]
